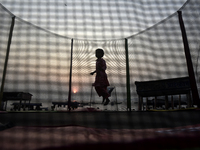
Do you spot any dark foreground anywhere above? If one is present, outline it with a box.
[0,110,200,150]
[1,110,200,129]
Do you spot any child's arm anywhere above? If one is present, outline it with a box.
[90,71,96,75]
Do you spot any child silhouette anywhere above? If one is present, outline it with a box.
[90,49,110,105]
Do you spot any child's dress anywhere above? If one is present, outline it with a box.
[93,58,110,98]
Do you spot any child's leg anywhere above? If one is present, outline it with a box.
[95,86,110,105]
[102,97,105,104]
[104,98,110,105]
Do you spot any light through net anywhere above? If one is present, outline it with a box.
[1,1,200,150]
[0,0,200,112]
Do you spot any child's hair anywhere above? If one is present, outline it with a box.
[96,48,104,57]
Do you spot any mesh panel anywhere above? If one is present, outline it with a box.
[0,5,12,86]
[72,40,126,110]
[182,0,200,84]
[127,13,188,106]
[4,17,72,109]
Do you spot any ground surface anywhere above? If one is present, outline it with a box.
[0,110,200,150]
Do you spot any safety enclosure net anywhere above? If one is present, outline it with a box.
[0,0,200,111]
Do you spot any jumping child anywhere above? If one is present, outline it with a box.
[90,48,110,105]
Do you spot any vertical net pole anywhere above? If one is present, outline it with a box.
[0,16,15,110]
[178,11,200,107]
[125,38,131,111]
[67,38,73,111]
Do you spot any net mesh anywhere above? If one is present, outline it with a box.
[0,5,12,88]
[1,0,200,150]
[3,18,72,109]
[127,11,189,107]
[0,0,200,111]
[72,39,126,110]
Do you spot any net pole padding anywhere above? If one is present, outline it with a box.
[0,16,15,110]
[125,38,131,111]
[178,11,200,107]
[67,39,73,111]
